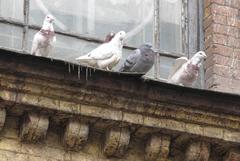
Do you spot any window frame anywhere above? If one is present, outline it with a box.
[0,0,204,86]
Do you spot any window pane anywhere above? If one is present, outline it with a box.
[160,0,182,53]
[29,0,153,47]
[159,56,175,79]
[0,23,23,50]
[0,0,24,21]
[144,56,175,79]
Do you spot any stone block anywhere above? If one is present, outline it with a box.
[63,118,89,151]
[103,127,130,158]
[145,134,170,161]
[185,141,210,161]
[223,149,240,161]
[20,112,49,142]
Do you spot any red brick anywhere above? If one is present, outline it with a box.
[213,14,227,25]
[213,34,228,45]
[227,36,240,48]
[204,0,211,8]
[212,24,239,37]
[204,6,212,19]
[204,15,213,29]
[233,69,240,80]
[210,44,234,57]
[211,4,238,17]
[211,0,225,5]
[225,0,240,8]
[205,74,232,89]
[227,17,240,28]
[206,64,232,80]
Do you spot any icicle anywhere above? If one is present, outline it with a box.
[78,65,80,80]
[68,63,71,73]
[86,67,88,81]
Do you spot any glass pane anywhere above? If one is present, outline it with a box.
[0,0,24,21]
[144,56,175,79]
[159,56,175,79]
[29,0,153,47]
[0,23,23,50]
[160,0,182,53]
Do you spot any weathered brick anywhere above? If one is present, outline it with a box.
[213,14,227,24]
[228,36,240,48]
[227,17,240,28]
[211,0,225,5]
[204,0,211,8]
[207,44,234,57]
[211,24,239,37]
[211,4,238,17]
[225,0,240,8]
[213,34,228,45]
[204,6,211,19]
[204,15,213,29]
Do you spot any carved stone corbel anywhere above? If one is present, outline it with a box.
[145,134,170,161]
[185,141,210,161]
[223,149,240,161]
[103,127,130,157]
[0,108,6,130]
[20,112,49,142]
[63,118,89,151]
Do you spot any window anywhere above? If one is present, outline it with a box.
[0,0,203,83]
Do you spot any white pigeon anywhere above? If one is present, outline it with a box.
[76,31,126,70]
[31,14,56,57]
[168,51,207,87]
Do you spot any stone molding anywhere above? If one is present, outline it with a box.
[103,127,130,157]
[0,108,6,130]
[185,141,210,161]
[223,149,240,161]
[145,134,170,161]
[19,112,49,142]
[63,118,89,151]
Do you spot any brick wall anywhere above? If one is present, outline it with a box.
[204,0,240,93]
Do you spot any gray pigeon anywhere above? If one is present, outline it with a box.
[118,44,155,73]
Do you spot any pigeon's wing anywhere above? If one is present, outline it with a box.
[119,49,140,72]
[88,43,115,60]
[168,57,188,79]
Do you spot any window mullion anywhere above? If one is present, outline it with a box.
[22,0,30,52]
[153,0,160,79]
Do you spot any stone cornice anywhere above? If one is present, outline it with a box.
[0,48,239,159]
